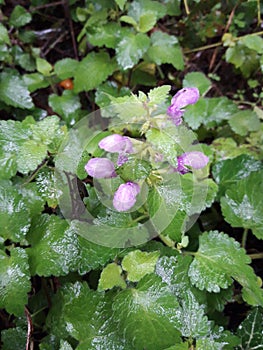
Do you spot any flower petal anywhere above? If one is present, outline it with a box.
[99,134,134,153]
[113,182,140,212]
[179,151,209,169]
[171,87,200,109]
[85,158,117,178]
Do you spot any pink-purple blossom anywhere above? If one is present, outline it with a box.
[167,87,200,125]
[113,182,140,212]
[99,134,134,154]
[85,158,117,178]
[175,151,209,174]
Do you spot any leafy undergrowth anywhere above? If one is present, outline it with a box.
[0,1,263,349]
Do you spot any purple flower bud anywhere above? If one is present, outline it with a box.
[99,134,134,154]
[85,158,117,178]
[171,87,200,109]
[113,182,140,212]
[175,151,209,174]
[167,87,199,125]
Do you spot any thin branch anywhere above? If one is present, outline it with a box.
[30,1,64,12]
[25,307,33,350]
[63,0,79,60]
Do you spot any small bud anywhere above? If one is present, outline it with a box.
[113,182,140,212]
[171,87,200,109]
[85,158,117,178]
[167,87,200,125]
[99,134,134,154]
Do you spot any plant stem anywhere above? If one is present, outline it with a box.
[249,253,263,260]
[241,228,248,248]
[184,31,263,54]
[183,0,190,15]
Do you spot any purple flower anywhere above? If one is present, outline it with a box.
[99,134,134,154]
[85,158,117,178]
[113,182,140,212]
[175,151,209,174]
[167,87,200,125]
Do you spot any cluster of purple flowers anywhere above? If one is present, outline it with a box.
[85,88,209,212]
[85,134,139,212]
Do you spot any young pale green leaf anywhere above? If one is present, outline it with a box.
[211,137,253,161]
[49,90,82,126]
[95,81,130,109]
[116,32,150,70]
[212,154,262,196]
[188,231,263,306]
[0,23,11,45]
[221,170,263,239]
[54,58,79,79]
[147,85,171,106]
[122,250,159,282]
[36,57,53,76]
[138,11,157,33]
[0,70,33,109]
[98,262,126,290]
[127,0,166,22]
[228,110,260,136]
[0,248,31,316]
[183,72,212,95]
[236,307,263,349]
[147,31,184,70]
[9,5,32,27]
[240,35,263,54]
[74,52,117,93]
[112,274,182,349]
[115,0,127,10]
[0,181,31,242]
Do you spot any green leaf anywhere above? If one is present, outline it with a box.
[188,231,263,306]
[27,215,120,276]
[147,31,184,70]
[115,0,127,10]
[183,72,212,95]
[9,5,32,27]
[48,281,131,349]
[241,35,263,54]
[74,52,117,93]
[138,12,157,33]
[23,73,50,92]
[35,168,60,208]
[212,154,262,196]
[116,32,150,70]
[0,248,31,316]
[95,81,130,109]
[98,262,126,290]
[147,85,171,106]
[146,127,178,166]
[1,326,27,350]
[0,23,11,45]
[49,90,82,126]
[184,97,239,130]
[0,69,33,109]
[229,110,261,136]
[122,250,159,282]
[236,307,263,349]
[0,181,31,242]
[112,274,182,349]
[127,0,166,22]
[17,139,47,174]
[26,215,78,276]
[117,158,152,181]
[221,170,263,239]
[54,58,79,79]
[36,57,53,76]
[88,23,130,49]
